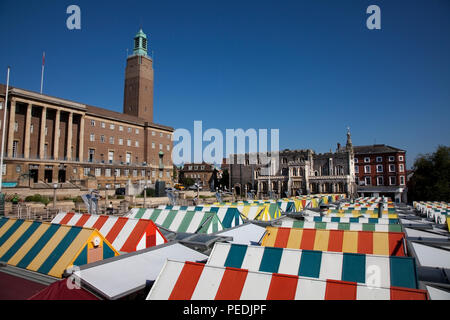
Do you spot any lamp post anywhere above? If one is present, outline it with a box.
[53,183,58,209]
[143,185,147,208]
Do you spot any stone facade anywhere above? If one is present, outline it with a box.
[228,131,357,198]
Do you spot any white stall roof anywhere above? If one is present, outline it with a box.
[404,228,450,240]
[71,242,208,300]
[426,285,450,300]
[410,242,450,269]
[214,223,266,245]
[400,218,433,225]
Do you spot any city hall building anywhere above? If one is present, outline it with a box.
[0,29,174,190]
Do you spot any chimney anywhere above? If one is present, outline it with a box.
[337,143,341,151]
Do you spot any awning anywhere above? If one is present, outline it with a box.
[28,279,99,300]
[52,213,167,253]
[276,218,402,232]
[126,209,224,234]
[0,217,119,278]
[207,242,419,289]
[260,226,406,256]
[146,260,427,300]
[71,242,208,300]
[306,216,399,224]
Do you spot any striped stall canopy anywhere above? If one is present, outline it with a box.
[260,227,406,256]
[51,213,167,253]
[146,260,427,300]
[0,217,119,278]
[277,201,296,213]
[256,203,282,221]
[276,219,403,232]
[126,209,224,234]
[207,242,419,289]
[325,212,398,219]
[236,205,265,220]
[304,216,399,224]
[212,207,244,228]
[154,205,245,228]
[156,205,204,211]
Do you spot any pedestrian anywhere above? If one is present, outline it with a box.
[107,201,113,214]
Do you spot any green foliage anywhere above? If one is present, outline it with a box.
[72,196,83,203]
[116,195,125,200]
[141,188,155,197]
[408,145,450,202]
[24,194,50,206]
[181,177,195,187]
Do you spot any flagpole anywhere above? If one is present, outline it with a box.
[40,52,45,94]
[0,66,11,195]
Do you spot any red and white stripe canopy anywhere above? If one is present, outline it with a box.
[52,213,167,253]
[146,260,428,300]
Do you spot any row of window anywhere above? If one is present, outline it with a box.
[185,173,208,179]
[186,165,207,171]
[90,120,140,134]
[83,167,171,178]
[355,155,404,163]
[355,163,405,174]
[88,134,171,151]
[358,175,405,186]
[89,119,171,139]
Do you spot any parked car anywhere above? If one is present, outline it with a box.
[174,184,185,190]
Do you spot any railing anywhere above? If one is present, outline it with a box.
[4,154,152,167]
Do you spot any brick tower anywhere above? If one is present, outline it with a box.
[123,29,154,122]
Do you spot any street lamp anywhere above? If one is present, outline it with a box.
[53,183,58,209]
[143,185,147,208]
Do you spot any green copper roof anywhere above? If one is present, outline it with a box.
[135,28,147,38]
[133,28,148,56]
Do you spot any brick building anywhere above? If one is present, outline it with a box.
[353,144,407,203]
[179,162,215,189]
[0,29,174,190]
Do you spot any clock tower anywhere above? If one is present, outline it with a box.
[123,29,154,123]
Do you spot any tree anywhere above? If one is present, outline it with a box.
[181,177,195,187]
[407,145,450,202]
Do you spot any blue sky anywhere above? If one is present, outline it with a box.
[1,0,449,168]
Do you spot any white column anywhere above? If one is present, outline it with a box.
[66,112,73,160]
[78,114,85,162]
[7,99,16,157]
[39,106,47,159]
[23,103,32,158]
[53,109,60,160]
